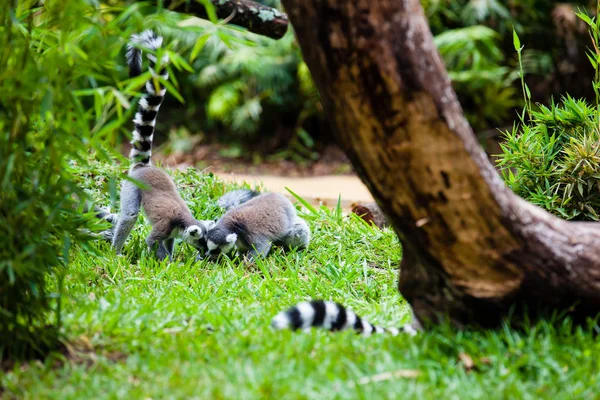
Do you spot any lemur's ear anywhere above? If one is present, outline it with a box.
[225,233,237,243]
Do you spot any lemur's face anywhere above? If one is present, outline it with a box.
[206,233,237,259]
[183,220,216,259]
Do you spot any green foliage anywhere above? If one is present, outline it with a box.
[499,96,600,220]
[0,0,192,359]
[164,0,593,154]
[124,0,594,160]
[165,18,321,161]
[498,13,600,221]
[435,25,520,129]
[424,0,591,131]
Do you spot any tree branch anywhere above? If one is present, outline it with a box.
[162,0,289,39]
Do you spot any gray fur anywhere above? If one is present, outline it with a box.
[206,192,311,262]
[112,180,142,254]
[96,207,118,241]
[217,189,260,211]
[111,165,213,260]
[79,200,118,241]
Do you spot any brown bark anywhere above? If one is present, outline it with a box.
[281,0,600,327]
[161,0,289,39]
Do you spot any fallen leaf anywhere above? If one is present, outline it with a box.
[458,352,475,371]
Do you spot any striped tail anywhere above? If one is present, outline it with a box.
[271,300,419,337]
[125,30,169,170]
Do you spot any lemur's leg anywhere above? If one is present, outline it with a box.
[280,218,311,250]
[146,224,172,261]
[164,238,175,258]
[112,181,142,253]
[246,239,272,263]
[154,242,171,261]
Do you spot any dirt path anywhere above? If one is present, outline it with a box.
[215,172,374,210]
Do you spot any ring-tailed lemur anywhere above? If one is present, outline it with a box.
[205,191,310,262]
[272,300,421,336]
[110,30,213,260]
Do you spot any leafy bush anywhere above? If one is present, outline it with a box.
[0,0,192,359]
[499,96,600,220]
[434,25,520,130]
[498,9,600,221]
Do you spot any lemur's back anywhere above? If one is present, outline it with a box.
[130,166,189,225]
[225,193,295,236]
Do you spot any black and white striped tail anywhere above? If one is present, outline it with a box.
[271,300,419,337]
[125,30,169,170]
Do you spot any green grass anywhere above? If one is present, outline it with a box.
[2,162,600,399]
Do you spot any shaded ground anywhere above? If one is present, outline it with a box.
[156,144,353,177]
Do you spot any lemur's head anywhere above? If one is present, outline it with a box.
[205,225,237,260]
[182,220,216,258]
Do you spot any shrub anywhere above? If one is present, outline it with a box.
[426,0,592,131]
[0,0,189,359]
[498,96,600,220]
[497,9,600,221]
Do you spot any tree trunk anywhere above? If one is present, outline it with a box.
[280,0,600,327]
[162,0,289,39]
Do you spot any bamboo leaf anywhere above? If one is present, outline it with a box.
[190,34,211,62]
[512,29,521,51]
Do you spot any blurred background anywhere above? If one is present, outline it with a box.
[112,0,598,207]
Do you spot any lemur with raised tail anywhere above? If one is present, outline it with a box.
[111,30,213,260]
[272,300,422,336]
[205,190,310,262]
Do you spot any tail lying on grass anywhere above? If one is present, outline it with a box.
[217,189,260,211]
[125,30,169,170]
[271,300,419,337]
